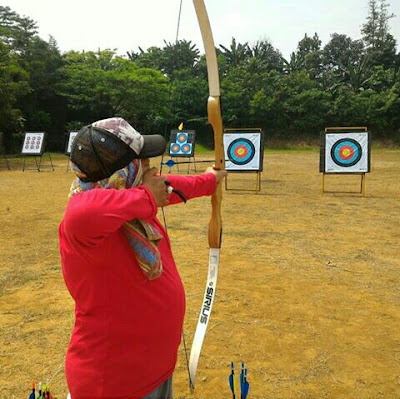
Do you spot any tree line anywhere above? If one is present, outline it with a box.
[0,0,399,152]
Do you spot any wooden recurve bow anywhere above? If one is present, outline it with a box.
[188,0,225,392]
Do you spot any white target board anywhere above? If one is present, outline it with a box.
[22,132,46,155]
[66,131,79,154]
[321,132,370,173]
[223,132,264,171]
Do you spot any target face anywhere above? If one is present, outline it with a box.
[181,144,191,154]
[331,139,362,167]
[177,133,187,143]
[224,132,263,171]
[169,130,196,157]
[22,132,45,155]
[227,139,255,165]
[322,132,370,173]
[170,143,181,153]
[66,131,78,154]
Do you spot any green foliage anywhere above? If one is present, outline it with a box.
[219,37,252,68]
[0,40,30,134]
[362,0,397,69]
[0,5,64,151]
[170,69,208,122]
[130,40,200,80]
[384,82,400,129]
[0,6,38,53]
[56,50,170,133]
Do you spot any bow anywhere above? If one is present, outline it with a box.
[188,0,225,391]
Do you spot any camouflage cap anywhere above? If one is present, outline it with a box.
[70,117,166,182]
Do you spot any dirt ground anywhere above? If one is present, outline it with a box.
[0,149,399,399]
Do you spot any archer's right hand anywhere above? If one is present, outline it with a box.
[142,167,169,207]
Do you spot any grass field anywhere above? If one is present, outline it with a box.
[0,149,399,399]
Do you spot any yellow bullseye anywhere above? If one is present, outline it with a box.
[237,148,246,156]
[342,148,351,157]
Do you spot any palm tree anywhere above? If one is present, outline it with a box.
[281,52,305,74]
[219,37,251,67]
[341,56,372,92]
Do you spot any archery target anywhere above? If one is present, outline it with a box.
[228,139,255,165]
[224,132,263,171]
[22,132,45,155]
[331,139,362,167]
[169,130,196,157]
[66,131,78,154]
[181,143,192,154]
[170,143,181,153]
[323,132,370,173]
[177,133,187,143]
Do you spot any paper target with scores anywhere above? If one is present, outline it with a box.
[169,130,196,157]
[320,132,370,173]
[66,131,79,154]
[223,132,264,171]
[21,132,46,155]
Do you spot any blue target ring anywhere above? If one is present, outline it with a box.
[227,138,255,165]
[331,139,362,167]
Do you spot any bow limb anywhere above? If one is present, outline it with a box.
[189,0,224,392]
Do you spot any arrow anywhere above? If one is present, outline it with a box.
[240,363,250,399]
[229,361,236,399]
[28,381,35,399]
[161,159,215,168]
[243,368,250,399]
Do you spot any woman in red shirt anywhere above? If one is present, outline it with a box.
[59,117,226,399]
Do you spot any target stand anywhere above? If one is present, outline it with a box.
[321,172,366,195]
[223,128,264,192]
[224,169,262,192]
[320,127,370,196]
[0,132,11,170]
[21,132,54,172]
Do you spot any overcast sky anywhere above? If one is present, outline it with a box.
[4,0,400,59]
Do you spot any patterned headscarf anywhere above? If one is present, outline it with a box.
[69,160,163,280]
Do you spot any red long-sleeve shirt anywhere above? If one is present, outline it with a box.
[59,173,216,399]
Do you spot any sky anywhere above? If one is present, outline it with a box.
[4,0,400,59]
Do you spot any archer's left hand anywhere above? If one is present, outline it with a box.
[205,167,227,184]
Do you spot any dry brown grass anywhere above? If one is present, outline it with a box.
[0,149,399,399]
